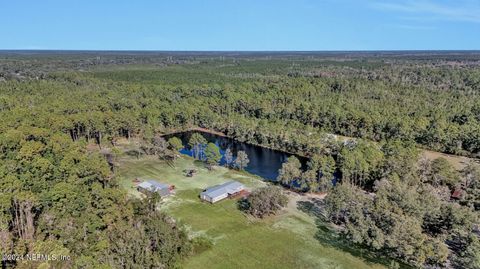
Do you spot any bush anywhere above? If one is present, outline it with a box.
[241,186,288,218]
[191,236,214,254]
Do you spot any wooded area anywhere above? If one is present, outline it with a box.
[0,51,479,268]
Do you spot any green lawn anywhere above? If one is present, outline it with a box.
[117,156,266,195]
[117,156,388,269]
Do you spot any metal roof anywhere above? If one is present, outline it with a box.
[138,180,170,192]
[201,181,244,198]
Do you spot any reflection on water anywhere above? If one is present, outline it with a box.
[166,131,307,181]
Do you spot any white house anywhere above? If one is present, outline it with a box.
[200,181,245,203]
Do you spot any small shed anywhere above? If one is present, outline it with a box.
[137,180,172,197]
[200,181,245,203]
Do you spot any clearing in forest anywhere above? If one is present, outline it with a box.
[117,155,391,269]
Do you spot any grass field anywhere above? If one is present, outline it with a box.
[421,149,478,170]
[117,155,389,269]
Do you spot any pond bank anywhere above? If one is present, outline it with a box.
[163,130,308,181]
[160,126,309,157]
[161,126,479,171]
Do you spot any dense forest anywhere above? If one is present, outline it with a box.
[2,52,480,157]
[0,51,479,268]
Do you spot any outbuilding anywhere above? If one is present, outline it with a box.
[137,180,172,197]
[200,181,245,203]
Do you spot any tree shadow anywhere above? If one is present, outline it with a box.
[237,198,250,212]
[191,159,208,168]
[297,200,412,269]
[297,199,326,219]
[125,149,143,158]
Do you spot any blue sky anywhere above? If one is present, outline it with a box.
[1,0,479,50]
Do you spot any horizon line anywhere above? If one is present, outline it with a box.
[1,49,480,53]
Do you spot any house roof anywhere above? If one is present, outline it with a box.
[138,180,170,192]
[201,181,244,198]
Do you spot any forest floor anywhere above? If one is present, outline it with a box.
[116,155,394,269]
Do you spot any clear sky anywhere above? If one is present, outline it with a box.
[1,0,479,51]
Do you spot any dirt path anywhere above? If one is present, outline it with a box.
[284,190,327,213]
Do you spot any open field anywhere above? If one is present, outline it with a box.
[117,155,390,269]
[117,156,266,196]
[421,149,479,170]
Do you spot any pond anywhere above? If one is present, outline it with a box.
[165,131,308,181]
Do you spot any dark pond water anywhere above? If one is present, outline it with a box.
[165,131,308,181]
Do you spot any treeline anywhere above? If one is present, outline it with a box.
[0,127,193,268]
[2,76,479,161]
[1,55,480,268]
[324,147,480,268]
[274,137,479,268]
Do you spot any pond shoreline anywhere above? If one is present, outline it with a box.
[160,126,310,158]
[162,129,308,180]
[160,126,479,171]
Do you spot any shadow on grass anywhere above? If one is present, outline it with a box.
[297,200,412,269]
[124,149,143,158]
[236,198,250,213]
[297,199,326,219]
[190,159,211,170]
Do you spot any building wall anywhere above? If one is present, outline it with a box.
[201,184,244,203]
[211,193,228,203]
[158,188,171,196]
[200,193,229,203]
[137,186,149,195]
[138,186,170,196]
[200,193,212,202]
